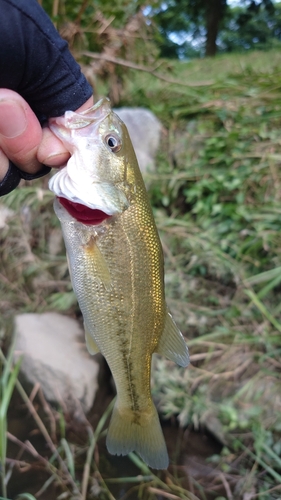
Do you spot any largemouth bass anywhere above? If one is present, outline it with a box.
[48,98,189,469]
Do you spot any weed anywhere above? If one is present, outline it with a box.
[0,343,21,498]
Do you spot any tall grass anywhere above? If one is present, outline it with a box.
[0,343,116,499]
[0,344,21,498]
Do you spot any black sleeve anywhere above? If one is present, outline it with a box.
[0,0,93,121]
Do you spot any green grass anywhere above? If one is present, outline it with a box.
[1,48,281,498]
[0,344,21,498]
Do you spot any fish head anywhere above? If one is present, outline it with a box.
[48,98,139,225]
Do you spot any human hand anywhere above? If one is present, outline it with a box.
[0,89,93,188]
[0,0,93,195]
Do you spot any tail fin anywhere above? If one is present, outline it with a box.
[106,401,169,469]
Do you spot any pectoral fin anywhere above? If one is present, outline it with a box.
[84,322,100,355]
[84,236,111,290]
[155,311,190,367]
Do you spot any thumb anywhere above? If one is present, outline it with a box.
[0,89,42,179]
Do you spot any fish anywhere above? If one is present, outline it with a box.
[48,98,189,469]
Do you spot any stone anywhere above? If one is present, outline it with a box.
[13,312,100,414]
[114,107,162,176]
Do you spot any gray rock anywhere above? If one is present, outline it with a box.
[114,107,162,176]
[14,312,100,414]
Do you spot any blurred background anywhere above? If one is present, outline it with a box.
[1,0,281,498]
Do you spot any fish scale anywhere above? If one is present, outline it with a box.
[49,98,190,469]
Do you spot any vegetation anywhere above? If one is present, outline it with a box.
[41,0,281,61]
[1,37,281,500]
[154,0,281,58]
[219,2,281,54]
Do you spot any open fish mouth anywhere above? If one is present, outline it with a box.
[58,197,111,225]
[49,167,129,219]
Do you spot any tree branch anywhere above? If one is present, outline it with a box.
[82,51,214,87]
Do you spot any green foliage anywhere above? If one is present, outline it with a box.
[0,346,22,498]
[125,52,281,278]
[40,0,160,104]
[153,0,280,58]
[42,0,144,32]
[152,0,206,58]
[41,0,281,60]
[41,0,152,60]
[219,2,281,53]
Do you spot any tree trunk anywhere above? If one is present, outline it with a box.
[205,0,226,56]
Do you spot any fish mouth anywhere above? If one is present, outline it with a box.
[58,197,111,225]
[49,168,129,218]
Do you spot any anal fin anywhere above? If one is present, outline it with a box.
[84,322,100,355]
[155,311,190,367]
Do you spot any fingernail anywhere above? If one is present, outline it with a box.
[0,100,27,138]
[0,152,9,181]
[43,152,70,167]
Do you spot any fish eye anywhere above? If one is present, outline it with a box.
[105,133,122,153]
